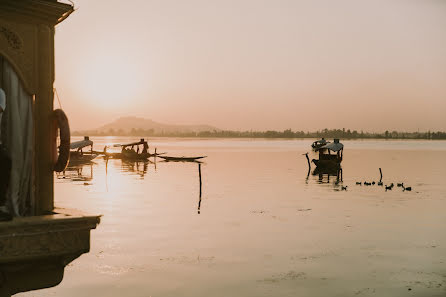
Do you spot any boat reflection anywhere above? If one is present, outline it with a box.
[58,163,94,182]
[306,166,343,188]
[120,159,150,178]
[56,157,205,214]
[312,167,343,183]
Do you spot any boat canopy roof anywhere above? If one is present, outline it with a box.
[70,139,93,150]
[312,139,328,145]
[319,141,344,152]
[119,139,147,147]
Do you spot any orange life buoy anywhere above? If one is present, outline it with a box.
[52,109,70,172]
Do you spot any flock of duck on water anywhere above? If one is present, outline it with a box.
[354,182,412,191]
[339,180,413,192]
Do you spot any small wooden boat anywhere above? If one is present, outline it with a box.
[311,138,330,151]
[69,136,98,165]
[311,139,343,169]
[158,156,207,162]
[104,139,164,160]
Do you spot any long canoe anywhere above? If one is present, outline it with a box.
[158,156,206,162]
[102,151,166,160]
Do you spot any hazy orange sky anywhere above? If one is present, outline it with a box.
[55,0,446,132]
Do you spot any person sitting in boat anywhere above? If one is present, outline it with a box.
[0,89,12,221]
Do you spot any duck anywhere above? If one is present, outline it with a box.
[397,183,404,187]
[356,182,362,185]
[385,185,392,191]
[377,181,383,186]
[341,186,348,191]
[403,186,412,191]
[372,181,376,185]
[390,183,394,188]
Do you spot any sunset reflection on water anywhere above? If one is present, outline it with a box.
[27,137,446,297]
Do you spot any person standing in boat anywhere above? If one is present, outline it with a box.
[0,89,12,221]
[142,142,148,154]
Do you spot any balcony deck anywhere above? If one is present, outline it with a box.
[0,208,100,296]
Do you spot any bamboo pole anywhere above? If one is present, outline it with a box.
[198,163,202,214]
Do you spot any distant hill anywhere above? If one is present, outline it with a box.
[93,116,218,134]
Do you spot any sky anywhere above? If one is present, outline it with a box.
[55,0,446,132]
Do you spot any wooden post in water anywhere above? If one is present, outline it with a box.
[304,153,311,177]
[198,163,202,214]
[304,153,310,169]
[379,168,383,182]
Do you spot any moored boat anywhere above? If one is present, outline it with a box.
[311,138,330,151]
[69,136,98,165]
[105,139,163,160]
[311,139,343,169]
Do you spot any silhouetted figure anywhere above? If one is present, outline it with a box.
[142,142,148,154]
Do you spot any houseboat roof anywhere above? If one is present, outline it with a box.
[0,0,74,24]
[70,139,93,150]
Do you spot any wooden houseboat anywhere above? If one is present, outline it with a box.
[0,1,100,296]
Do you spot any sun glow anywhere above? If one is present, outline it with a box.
[79,53,145,110]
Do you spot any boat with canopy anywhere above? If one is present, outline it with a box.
[311,139,344,169]
[311,138,330,151]
[69,136,97,165]
[105,138,164,160]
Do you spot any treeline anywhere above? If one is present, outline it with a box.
[72,128,446,140]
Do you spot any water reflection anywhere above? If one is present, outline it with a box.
[57,163,94,182]
[57,156,206,214]
[305,165,344,189]
[120,159,150,178]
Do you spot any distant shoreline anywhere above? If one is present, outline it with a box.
[72,129,446,140]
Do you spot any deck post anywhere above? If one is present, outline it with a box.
[35,24,55,215]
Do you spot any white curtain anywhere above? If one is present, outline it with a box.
[1,58,33,216]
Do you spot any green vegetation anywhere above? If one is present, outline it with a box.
[72,128,446,140]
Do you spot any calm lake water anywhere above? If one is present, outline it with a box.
[21,138,446,297]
